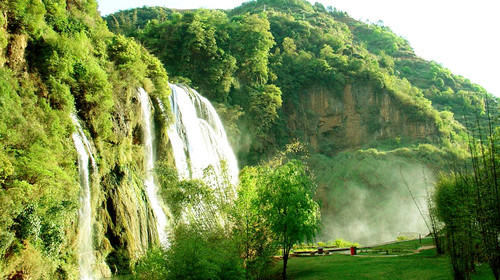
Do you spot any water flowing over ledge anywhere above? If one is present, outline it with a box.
[138,88,169,246]
[71,114,96,280]
[167,84,239,186]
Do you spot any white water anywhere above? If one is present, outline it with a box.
[168,84,239,186]
[138,88,169,246]
[71,114,96,280]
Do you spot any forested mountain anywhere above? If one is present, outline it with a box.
[0,0,497,278]
[105,1,496,160]
[106,0,497,245]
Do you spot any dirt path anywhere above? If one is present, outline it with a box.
[353,245,436,258]
[414,245,436,253]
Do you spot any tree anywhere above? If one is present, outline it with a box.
[248,84,282,135]
[229,13,274,86]
[258,159,320,280]
[233,166,275,279]
[432,109,500,279]
[434,175,478,279]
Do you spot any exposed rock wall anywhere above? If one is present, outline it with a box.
[90,91,170,275]
[285,83,438,154]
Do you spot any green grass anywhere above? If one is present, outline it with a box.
[367,238,434,250]
[357,238,435,255]
[271,241,495,279]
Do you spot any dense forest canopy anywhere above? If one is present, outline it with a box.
[105,1,497,160]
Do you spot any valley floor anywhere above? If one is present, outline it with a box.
[271,241,495,279]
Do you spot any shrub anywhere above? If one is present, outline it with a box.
[166,224,244,280]
[396,236,410,242]
[328,238,359,248]
[133,247,168,280]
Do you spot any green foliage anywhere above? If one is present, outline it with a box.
[433,127,500,279]
[351,21,413,56]
[259,159,320,246]
[233,166,276,279]
[232,142,320,279]
[105,2,485,165]
[2,0,498,278]
[394,59,495,129]
[138,9,237,102]
[329,238,359,248]
[240,157,320,279]
[13,204,41,241]
[155,160,236,228]
[434,175,479,279]
[396,235,410,242]
[0,65,78,279]
[105,6,173,37]
[8,0,47,36]
[248,84,282,134]
[107,248,132,274]
[215,103,244,147]
[1,0,174,278]
[165,224,244,280]
[133,246,169,280]
[229,13,275,85]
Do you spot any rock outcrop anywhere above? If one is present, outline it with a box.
[285,83,438,154]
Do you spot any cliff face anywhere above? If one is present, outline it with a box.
[92,95,165,276]
[285,83,439,154]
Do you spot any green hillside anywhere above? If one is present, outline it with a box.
[104,0,497,246]
[105,0,496,162]
[0,0,172,278]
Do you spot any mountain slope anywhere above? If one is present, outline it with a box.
[104,0,498,244]
[1,0,174,278]
[104,0,484,158]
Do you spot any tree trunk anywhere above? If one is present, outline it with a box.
[282,249,288,280]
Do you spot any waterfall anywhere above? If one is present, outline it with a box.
[138,88,169,246]
[167,84,239,189]
[71,114,96,280]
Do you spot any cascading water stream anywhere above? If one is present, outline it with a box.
[71,114,96,280]
[138,88,169,246]
[168,84,239,186]
[161,84,239,225]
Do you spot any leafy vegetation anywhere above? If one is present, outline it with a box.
[0,0,171,278]
[132,143,321,280]
[432,117,500,279]
[105,0,496,166]
[237,157,320,279]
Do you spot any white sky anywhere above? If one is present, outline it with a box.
[97,0,500,96]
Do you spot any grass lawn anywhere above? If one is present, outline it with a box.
[366,238,435,250]
[271,242,495,279]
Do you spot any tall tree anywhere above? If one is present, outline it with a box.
[259,159,320,280]
[233,166,275,279]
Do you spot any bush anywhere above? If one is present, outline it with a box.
[328,238,359,248]
[13,204,41,241]
[396,236,410,242]
[166,224,244,280]
[133,247,169,280]
[134,223,244,280]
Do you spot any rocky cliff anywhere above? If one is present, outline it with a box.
[286,83,439,154]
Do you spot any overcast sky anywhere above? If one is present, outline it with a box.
[97,0,500,96]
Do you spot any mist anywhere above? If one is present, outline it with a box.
[310,150,435,245]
